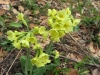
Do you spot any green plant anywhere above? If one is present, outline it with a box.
[74,58,89,75]
[0,16,6,32]
[39,4,50,15]
[0,36,14,52]
[22,0,38,10]
[7,7,80,75]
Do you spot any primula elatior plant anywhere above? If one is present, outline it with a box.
[7,8,80,75]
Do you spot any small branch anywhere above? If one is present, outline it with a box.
[0,49,14,64]
[6,49,22,75]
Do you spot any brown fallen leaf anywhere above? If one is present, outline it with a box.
[88,42,100,58]
[95,49,100,57]
[39,16,48,26]
[29,23,38,30]
[0,0,10,10]
[24,9,31,15]
[0,8,6,15]
[36,35,50,49]
[68,68,78,75]
[92,69,100,75]
[37,0,45,5]
[39,38,50,49]
[12,8,18,14]
[88,42,97,53]
[75,13,81,19]
[67,53,84,62]
[18,5,24,12]
[0,0,10,4]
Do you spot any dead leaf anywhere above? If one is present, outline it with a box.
[76,55,84,62]
[70,53,77,60]
[0,0,10,10]
[39,16,48,25]
[40,16,47,20]
[75,13,81,19]
[36,35,50,49]
[88,42,100,58]
[12,8,18,14]
[68,68,78,75]
[39,38,50,49]
[67,53,83,62]
[88,42,97,53]
[29,23,38,30]
[18,5,24,12]
[67,53,78,62]
[37,0,45,5]
[0,9,6,15]
[92,69,100,75]
[34,10,39,14]
[0,1,10,4]
[40,18,47,25]
[95,50,100,57]
[24,9,31,15]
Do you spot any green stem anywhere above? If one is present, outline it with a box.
[25,48,32,75]
[39,49,43,55]
[22,19,30,31]
[35,49,40,57]
[27,25,30,31]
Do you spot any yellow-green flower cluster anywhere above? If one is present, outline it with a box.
[31,52,51,67]
[48,8,80,42]
[7,26,49,50]
[7,27,50,67]
[7,30,37,49]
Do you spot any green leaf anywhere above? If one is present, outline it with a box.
[73,26,79,32]
[44,64,59,74]
[33,67,46,75]
[33,63,58,75]
[46,63,58,70]
[0,21,4,26]
[1,41,8,45]
[20,56,26,73]
[15,73,23,75]
[9,22,22,28]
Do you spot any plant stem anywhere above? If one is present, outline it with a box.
[25,48,30,75]
[22,19,30,31]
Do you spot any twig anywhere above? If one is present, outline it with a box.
[6,49,22,75]
[0,49,14,64]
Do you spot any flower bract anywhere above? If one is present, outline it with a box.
[53,50,60,58]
